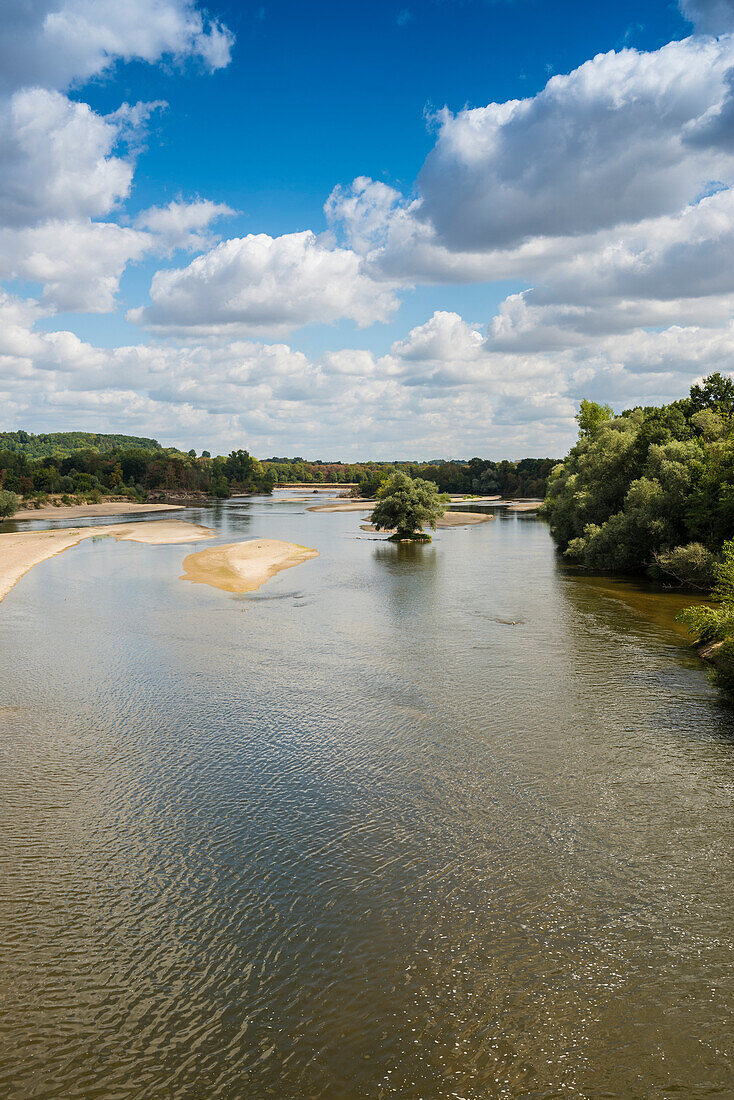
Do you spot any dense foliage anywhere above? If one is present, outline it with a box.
[678,540,734,645]
[369,473,446,539]
[0,446,274,501]
[0,431,556,506]
[0,431,164,458]
[263,456,555,497]
[0,491,19,518]
[544,374,734,587]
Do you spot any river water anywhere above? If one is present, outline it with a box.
[0,497,732,1099]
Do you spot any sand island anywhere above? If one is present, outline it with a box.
[181,538,319,594]
[11,501,185,522]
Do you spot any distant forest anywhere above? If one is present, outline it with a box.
[0,431,557,503]
[262,458,555,498]
[0,431,164,457]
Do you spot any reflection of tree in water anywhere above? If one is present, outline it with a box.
[185,500,254,537]
[373,540,437,570]
[561,566,709,648]
[372,541,440,623]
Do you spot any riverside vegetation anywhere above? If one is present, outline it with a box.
[544,373,734,681]
[0,431,556,513]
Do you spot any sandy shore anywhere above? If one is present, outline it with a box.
[12,501,183,522]
[307,500,376,512]
[449,495,501,504]
[506,500,543,512]
[0,519,214,605]
[181,538,319,594]
[310,497,511,514]
[361,510,494,533]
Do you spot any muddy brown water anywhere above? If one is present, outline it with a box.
[0,499,731,1099]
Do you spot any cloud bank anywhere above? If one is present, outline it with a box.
[3,0,734,456]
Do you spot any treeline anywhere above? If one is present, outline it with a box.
[0,432,557,509]
[544,373,734,589]
[0,447,274,501]
[0,430,164,457]
[263,457,556,497]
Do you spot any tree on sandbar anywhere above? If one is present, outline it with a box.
[369,472,445,540]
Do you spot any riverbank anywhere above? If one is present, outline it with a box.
[12,501,184,522]
[181,538,319,594]
[0,519,214,604]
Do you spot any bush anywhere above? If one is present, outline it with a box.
[678,539,734,643]
[650,543,717,589]
[0,490,19,517]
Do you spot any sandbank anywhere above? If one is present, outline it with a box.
[506,500,543,512]
[12,501,183,522]
[360,510,494,534]
[309,497,510,514]
[181,538,319,594]
[448,495,501,504]
[307,500,376,512]
[0,519,214,604]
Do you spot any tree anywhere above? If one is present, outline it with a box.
[224,449,255,484]
[352,472,385,499]
[687,371,734,420]
[545,378,734,583]
[369,472,445,539]
[575,399,613,438]
[0,490,19,517]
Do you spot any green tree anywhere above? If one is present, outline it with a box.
[686,371,734,420]
[353,472,386,499]
[224,449,256,484]
[369,472,445,539]
[575,399,613,438]
[678,539,734,668]
[545,378,734,584]
[0,490,20,517]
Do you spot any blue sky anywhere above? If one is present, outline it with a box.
[2,0,734,457]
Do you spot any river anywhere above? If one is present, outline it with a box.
[0,497,732,1099]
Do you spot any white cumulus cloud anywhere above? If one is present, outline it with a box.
[134,199,235,254]
[131,231,401,336]
[679,0,734,34]
[418,36,734,251]
[0,0,233,94]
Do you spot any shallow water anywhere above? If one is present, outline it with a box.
[0,499,732,1099]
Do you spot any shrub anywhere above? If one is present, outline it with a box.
[678,539,734,643]
[650,543,717,589]
[0,490,19,517]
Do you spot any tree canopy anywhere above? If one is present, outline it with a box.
[0,431,163,458]
[544,374,734,587]
[575,399,613,438]
[0,491,19,518]
[369,472,445,538]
